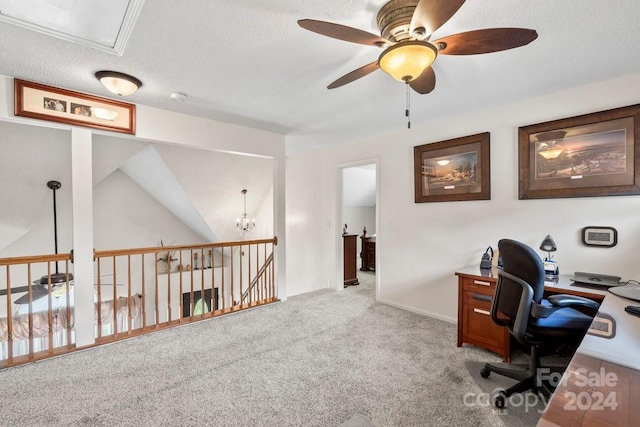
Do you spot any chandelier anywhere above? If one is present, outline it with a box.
[236,189,255,233]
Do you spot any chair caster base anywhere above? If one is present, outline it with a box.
[494,390,507,408]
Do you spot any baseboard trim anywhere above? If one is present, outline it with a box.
[376,297,457,324]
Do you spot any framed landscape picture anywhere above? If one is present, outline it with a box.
[14,78,136,134]
[414,132,490,203]
[518,104,640,199]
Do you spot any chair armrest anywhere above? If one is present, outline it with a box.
[531,294,600,318]
[547,294,600,311]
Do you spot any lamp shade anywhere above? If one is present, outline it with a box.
[378,41,437,82]
[537,130,566,160]
[538,147,564,160]
[95,71,141,96]
[539,235,557,252]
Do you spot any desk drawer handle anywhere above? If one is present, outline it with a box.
[472,293,492,303]
[473,280,491,287]
[473,308,491,316]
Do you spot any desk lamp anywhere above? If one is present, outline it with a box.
[539,234,559,277]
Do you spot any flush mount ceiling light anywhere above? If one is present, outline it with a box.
[95,70,142,96]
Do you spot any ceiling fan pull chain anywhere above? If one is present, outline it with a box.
[405,81,411,129]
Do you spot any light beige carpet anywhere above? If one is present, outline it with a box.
[0,271,507,426]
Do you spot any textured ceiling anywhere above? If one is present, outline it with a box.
[1,1,640,154]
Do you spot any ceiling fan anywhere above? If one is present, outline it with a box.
[12,180,74,305]
[298,0,538,94]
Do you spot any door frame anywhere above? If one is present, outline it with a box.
[335,157,379,297]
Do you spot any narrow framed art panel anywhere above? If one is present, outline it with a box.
[413,132,490,203]
[518,104,640,199]
[14,78,136,134]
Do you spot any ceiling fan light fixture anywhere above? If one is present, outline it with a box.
[95,70,141,96]
[378,41,437,82]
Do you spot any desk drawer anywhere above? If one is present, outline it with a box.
[463,291,500,341]
[465,296,492,324]
[460,277,495,295]
[465,291,493,308]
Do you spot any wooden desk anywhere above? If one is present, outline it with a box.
[538,293,640,426]
[455,268,607,362]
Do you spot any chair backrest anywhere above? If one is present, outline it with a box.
[494,239,546,323]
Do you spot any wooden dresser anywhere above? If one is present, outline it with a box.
[343,234,359,287]
[360,235,376,271]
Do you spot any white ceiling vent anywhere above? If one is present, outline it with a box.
[0,0,145,55]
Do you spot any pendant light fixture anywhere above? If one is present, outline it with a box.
[236,189,256,233]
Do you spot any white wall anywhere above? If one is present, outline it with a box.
[344,207,375,238]
[253,185,274,238]
[285,72,640,321]
[93,170,207,252]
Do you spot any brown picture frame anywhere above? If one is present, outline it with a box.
[518,104,640,199]
[14,78,135,134]
[414,132,490,203]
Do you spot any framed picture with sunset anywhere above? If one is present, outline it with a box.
[519,104,640,199]
[413,132,490,203]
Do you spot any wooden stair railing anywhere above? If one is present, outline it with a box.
[240,252,274,305]
[1,237,278,369]
[0,252,75,367]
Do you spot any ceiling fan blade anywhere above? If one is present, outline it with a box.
[433,28,538,55]
[298,19,389,47]
[14,286,51,304]
[409,66,436,94]
[0,285,29,296]
[410,0,466,39]
[328,61,380,89]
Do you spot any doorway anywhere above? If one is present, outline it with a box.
[340,162,377,294]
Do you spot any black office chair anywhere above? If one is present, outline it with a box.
[480,239,599,408]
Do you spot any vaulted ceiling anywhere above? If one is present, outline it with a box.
[2,1,640,154]
[0,120,273,253]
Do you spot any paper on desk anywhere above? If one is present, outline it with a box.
[578,293,640,370]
